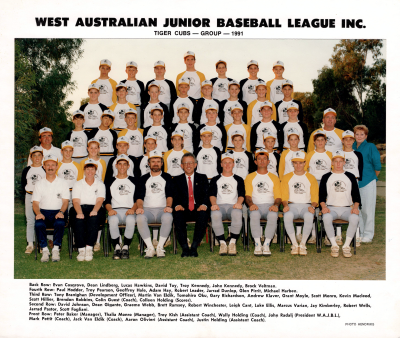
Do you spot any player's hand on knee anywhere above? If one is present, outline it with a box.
[283,206,290,213]
[126,208,135,215]
[269,205,279,212]
[351,208,359,215]
[55,212,64,219]
[164,207,173,213]
[89,211,97,217]
[77,213,85,219]
[249,204,259,211]
[211,204,219,211]
[321,207,330,214]
[233,203,242,210]
[175,205,184,211]
[108,209,117,216]
[135,208,144,215]
[36,213,45,220]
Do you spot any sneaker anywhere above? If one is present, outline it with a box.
[219,242,228,256]
[335,235,343,246]
[214,239,219,246]
[152,239,159,247]
[93,243,101,252]
[361,237,372,243]
[52,249,60,262]
[299,244,307,256]
[41,250,50,263]
[307,236,316,244]
[85,247,93,261]
[331,246,339,258]
[262,244,271,256]
[121,249,129,259]
[228,243,237,256]
[113,249,121,260]
[25,245,34,254]
[296,233,303,242]
[356,237,361,247]
[164,238,172,247]
[145,247,156,259]
[156,247,166,258]
[254,244,262,256]
[342,246,352,258]
[272,234,278,244]
[324,236,331,246]
[291,245,299,255]
[77,248,85,262]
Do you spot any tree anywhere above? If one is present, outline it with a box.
[294,91,317,131]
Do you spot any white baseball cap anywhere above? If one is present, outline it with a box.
[30,146,43,155]
[177,102,190,111]
[287,102,299,110]
[184,51,195,58]
[150,104,164,113]
[342,130,355,138]
[221,153,234,162]
[205,102,218,111]
[260,101,273,109]
[200,126,213,135]
[72,110,85,118]
[43,154,58,164]
[100,59,112,67]
[228,80,240,88]
[125,108,137,116]
[116,154,130,164]
[144,134,157,142]
[282,79,293,87]
[313,130,327,139]
[230,103,243,112]
[201,80,213,88]
[117,136,129,144]
[116,82,127,89]
[83,158,98,169]
[88,83,100,91]
[154,60,165,67]
[231,130,244,139]
[332,149,345,159]
[87,138,100,146]
[126,61,138,68]
[247,60,258,67]
[61,140,74,150]
[255,148,269,158]
[101,109,115,119]
[39,127,53,136]
[273,60,284,68]
[263,131,277,140]
[148,81,160,89]
[149,150,163,159]
[287,128,300,138]
[291,151,306,162]
[171,130,184,139]
[178,77,191,86]
[255,80,267,89]
[324,108,337,116]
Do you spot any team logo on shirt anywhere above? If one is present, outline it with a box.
[171,157,181,168]
[218,83,228,92]
[261,127,272,134]
[72,136,84,147]
[150,182,162,193]
[62,169,75,180]
[248,85,256,94]
[57,193,62,199]
[333,180,346,192]
[258,108,262,118]
[159,85,165,96]
[129,135,141,145]
[117,109,126,119]
[153,131,164,140]
[187,77,196,87]
[211,130,218,141]
[98,137,109,148]
[127,86,137,96]
[326,136,334,146]
[94,189,98,195]
[315,159,328,170]
[344,158,355,169]
[287,127,299,134]
[144,163,150,173]
[87,109,99,120]
[256,181,269,193]
[99,84,109,94]
[235,157,245,168]
[221,183,234,194]
[293,182,306,194]
[202,154,213,164]
[178,129,189,140]
[275,85,282,95]
[30,174,43,185]
[118,184,131,195]
[282,107,288,117]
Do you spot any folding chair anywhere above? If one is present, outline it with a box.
[319,218,357,255]
[209,217,247,253]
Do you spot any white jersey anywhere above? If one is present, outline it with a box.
[110,102,136,130]
[145,125,169,153]
[125,80,142,105]
[344,151,360,179]
[142,101,167,129]
[276,100,295,124]
[118,129,144,157]
[164,149,188,177]
[282,121,305,149]
[231,151,251,180]
[22,166,46,194]
[156,79,172,106]
[27,145,62,167]
[139,155,150,176]
[267,151,279,177]
[68,130,88,158]
[305,150,332,181]
[213,175,240,205]
[324,173,355,207]
[212,78,231,101]
[240,78,261,105]
[267,79,285,104]
[81,103,104,129]
[178,71,203,99]
[173,123,194,153]
[56,161,82,190]
[196,147,219,179]
[198,124,224,151]
[226,124,250,150]
[94,129,115,155]
[105,177,137,209]
[222,100,245,126]
[281,172,318,204]
[94,78,116,107]
[199,98,221,125]
[253,121,279,149]
[244,171,281,205]
[172,97,195,124]
[143,173,168,208]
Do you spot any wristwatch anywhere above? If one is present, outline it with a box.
[59,210,64,214]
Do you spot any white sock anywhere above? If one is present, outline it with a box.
[219,240,226,245]
[264,238,272,246]
[143,238,154,249]
[119,235,122,244]
[96,230,101,243]
[28,242,33,247]
[337,228,342,236]
[300,237,307,246]
[230,238,236,244]
[115,244,121,251]
[122,245,128,250]
[343,237,353,248]
[296,226,302,235]
[254,238,261,247]
[228,226,231,235]
[356,228,360,238]
[53,245,59,251]
[153,229,159,240]
[329,237,338,247]
[158,236,168,248]
[288,233,298,246]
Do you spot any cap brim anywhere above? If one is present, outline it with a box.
[201,132,212,135]
[62,145,74,150]
[291,158,306,162]
[255,152,269,158]
[84,163,98,169]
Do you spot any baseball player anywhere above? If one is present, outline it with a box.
[274,79,303,124]
[118,108,144,158]
[238,60,265,105]
[224,103,251,152]
[193,80,221,125]
[170,102,197,153]
[170,77,197,124]
[163,131,189,177]
[210,60,235,102]
[108,82,137,131]
[27,127,62,166]
[278,130,306,178]
[91,59,117,108]
[247,81,277,127]
[266,60,290,104]
[80,84,109,131]
[176,51,206,100]
[143,105,172,153]
[219,80,248,126]
[66,110,90,164]
[262,132,280,177]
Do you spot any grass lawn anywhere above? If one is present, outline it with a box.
[14,197,386,280]
[378,163,386,182]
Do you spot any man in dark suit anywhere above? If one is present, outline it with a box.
[173,152,210,257]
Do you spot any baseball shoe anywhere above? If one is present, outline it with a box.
[324,236,331,246]
[85,247,93,261]
[219,242,228,256]
[164,238,172,247]
[307,236,316,244]
[52,249,60,262]
[144,247,156,259]
[121,249,129,259]
[25,245,34,254]
[331,246,339,258]
[113,249,121,260]
[41,250,50,263]
[262,244,271,256]
[291,245,299,255]
[228,242,237,256]
[93,243,101,252]
[272,234,278,244]
[254,244,262,256]
[361,237,372,243]
[156,247,166,258]
[299,244,307,256]
[342,246,352,258]
[335,235,343,246]
[77,248,85,262]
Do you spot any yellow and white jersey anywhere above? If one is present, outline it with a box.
[109,102,137,130]
[244,171,281,205]
[281,172,319,205]
[266,79,286,104]
[305,150,332,181]
[308,128,344,153]
[56,161,84,190]
[279,149,306,178]
[118,128,144,157]
[80,157,107,182]
[176,71,206,99]
[91,78,118,107]
[225,123,251,151]
[163,149,189,177]
[247,99,277,127]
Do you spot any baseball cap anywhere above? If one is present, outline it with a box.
[39,127,53,136]
[263,131,277,140]
[221,153,234,162]
[323,108,337,117]
[291,151,306,162]
[342,130,355,138]
[148,81,160,89]
[273,60,284,68]
[100,59,112,67]
[200,126,212,136]
[72,110,85,118]
[313,130,327,139]
[125,108,137,116]
[150,104,164,113]
[43,154,58,164]
[216,60,227,67]
[117,136,129,144]
[87,138,100,146]
[178,77,191,86]
[255,80,267,89]
[30,146,43,155]
[247,60,258,67]
[144,134,157,142]
[287,102,299,111]
[61,140,74,150]
[228,80,240,88]
[83,158,98,169]
[88,83,100,91]
[332,150,345,159]
[149,150,163,159]
[205,102,218,111]
[116,154,130,164]
[171,130,184,139]
[255,148,269,158]
[116,82,127,89]
[177,102,190,111]
[287,128,300,138]
[184,51,195,58]
[126,61,138,68]
[231,130,244,139]
[154,60,165,68]
[201,80,213,88]
[282,79,293,87]
[230,103,243,112]
[260,101,273,109]
[101,109,115,119]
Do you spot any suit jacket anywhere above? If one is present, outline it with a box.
[173,172,210,208]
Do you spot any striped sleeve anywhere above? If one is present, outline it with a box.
[100,159,107,182]
[74,162,84,181]
[244,172,257,197]
[280,172,293,202]
[163,149,172,173]
[278,150,289,179]
[306,172,319,205]
[270,172,282,200]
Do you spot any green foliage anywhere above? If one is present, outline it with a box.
[294,91,317,131]
[80,97,90,106]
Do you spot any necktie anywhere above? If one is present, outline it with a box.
[188,176,194,211]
